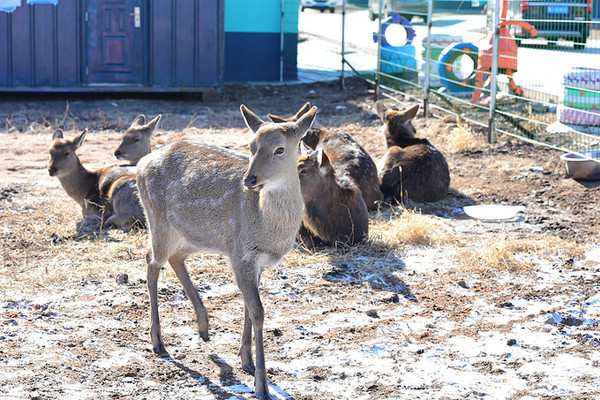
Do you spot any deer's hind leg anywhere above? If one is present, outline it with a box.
[169,250,210,342]
[146,247,168,357]
[145,227,178,357]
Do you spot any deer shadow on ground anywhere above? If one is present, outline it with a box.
[50,216,145,244]
[383,188,481,221]
[303,238,416,302]
[165,354,295,400]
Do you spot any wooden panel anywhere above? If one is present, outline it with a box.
[151,0,172,85]
[0,12,9,86]
[174,0,195,86]
[11,6,32,86]
[33,5,55,86]
[56,0,78,86]
[197,0,222,86]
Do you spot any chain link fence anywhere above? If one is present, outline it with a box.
[341,0,600,160]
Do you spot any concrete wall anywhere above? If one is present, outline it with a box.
[224,0,299,81]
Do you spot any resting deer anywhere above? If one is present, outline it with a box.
[297,143,369,248]
[376,102,450,203]
[269,103,383,210]
[114,114,162,165]
[48,129,146,228]
[136,104,317,399]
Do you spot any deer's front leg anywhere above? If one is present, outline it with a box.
[233,256,269,399]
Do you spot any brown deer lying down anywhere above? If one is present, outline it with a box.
[136,105,318,399]
[376,102,450,203]
[269,102,383,210]
[48,129,146,228]
[297,142,369,248]
[114,114,162,165]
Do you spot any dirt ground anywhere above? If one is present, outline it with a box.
[1,78,599,400]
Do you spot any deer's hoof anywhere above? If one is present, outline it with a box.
[254,391,270,400]
[199,330,210,342]
[153,344,169,358]
[242,364,256,375]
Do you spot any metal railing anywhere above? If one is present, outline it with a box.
[341,0,600,159]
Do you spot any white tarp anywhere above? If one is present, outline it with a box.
[27,0,59,4]
[0,0,22,13]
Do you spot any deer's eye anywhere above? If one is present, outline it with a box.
[274,147,284,155]
[131,138,140,143]
[63,151,70,156]
[298,168,308,176]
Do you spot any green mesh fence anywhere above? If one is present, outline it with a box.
[341,0,600,160]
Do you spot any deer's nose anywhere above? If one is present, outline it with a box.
[244,175,258,189]
[48,166,57,176]
[114,150,121,157]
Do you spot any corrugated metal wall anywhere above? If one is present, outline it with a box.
[0,0,224,92]
[0,2,80,87]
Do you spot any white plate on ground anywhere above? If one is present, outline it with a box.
[463,205,525,221]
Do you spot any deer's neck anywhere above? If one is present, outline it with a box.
[134,142,152,165]
[303,178,344,223]
[58,162,100,207]
[258,176,304,234]
[387,136,429,148]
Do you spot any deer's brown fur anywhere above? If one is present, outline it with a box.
[297,143,369,248]
[376,102,450,203]
[48,129,145,228]
[114,114,161,165]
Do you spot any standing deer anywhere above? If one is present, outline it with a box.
[114,114,162,165]
[297,143,369,248]
[269,103,383,210]
[48,129,146,228]
[136,104,317,399]
[376,102,450,203]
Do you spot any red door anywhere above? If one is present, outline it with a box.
[85,0,143,85]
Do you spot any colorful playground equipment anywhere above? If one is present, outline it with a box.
[373,13,417,76]
[470,0,538,104]
[437,41,479,94]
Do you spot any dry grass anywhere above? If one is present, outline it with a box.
[0,184,588,296]
[371,206,452,248]
[452,234,584,273]
[439,117,486,154]
[0,187,149,291]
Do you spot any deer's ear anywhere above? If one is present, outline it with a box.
[240,104,265,133]
[52,130,64,140]
[293,102,312,120]
[315,149,323,167]
[268,113,288,123]
[319,150,332,169]
[295,106,318,139]
[131,114,146,127]
[299,141,313,156]
[73,129,88,148]
[375,101,388,121]
[144,114,161,135]
[398,104,419,122]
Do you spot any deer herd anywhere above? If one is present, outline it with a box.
[47,100,450,399]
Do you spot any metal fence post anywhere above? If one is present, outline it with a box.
[280,0,284,83]
[488,0,501,144]
[423,0,433,118]
[375,0,383,101]
[341,0,346,90]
